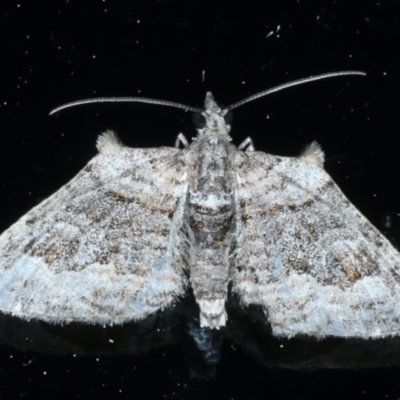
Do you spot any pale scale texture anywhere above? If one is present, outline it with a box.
[0,131,189,324]
[231,149,400,338]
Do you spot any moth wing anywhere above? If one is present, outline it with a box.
[0,131,189,324]
[232,145,400,338]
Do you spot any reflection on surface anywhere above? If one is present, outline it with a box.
[1,291,400,378]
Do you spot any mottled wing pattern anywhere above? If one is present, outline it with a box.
[232,149,400,338]
[0,131,188,324]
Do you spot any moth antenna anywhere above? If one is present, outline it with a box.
[49,96,203,115]
[50,71,365,116]
[225,71,366,112]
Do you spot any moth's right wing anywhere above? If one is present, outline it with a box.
[0,131,189,324]
[231,147,400,339]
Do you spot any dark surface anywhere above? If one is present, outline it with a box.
[1,0,400,399]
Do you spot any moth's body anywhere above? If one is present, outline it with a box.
[187,137,235,327]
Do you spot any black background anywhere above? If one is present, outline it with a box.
[1,0,400,399]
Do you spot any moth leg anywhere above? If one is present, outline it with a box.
[238,137,254,152]
[175,133,190,149]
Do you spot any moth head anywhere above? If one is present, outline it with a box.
[192,92,232,139]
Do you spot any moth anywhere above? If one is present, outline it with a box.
[2,70,398,339]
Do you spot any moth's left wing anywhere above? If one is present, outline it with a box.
[0,131,189,325]
[231,144,400,338]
